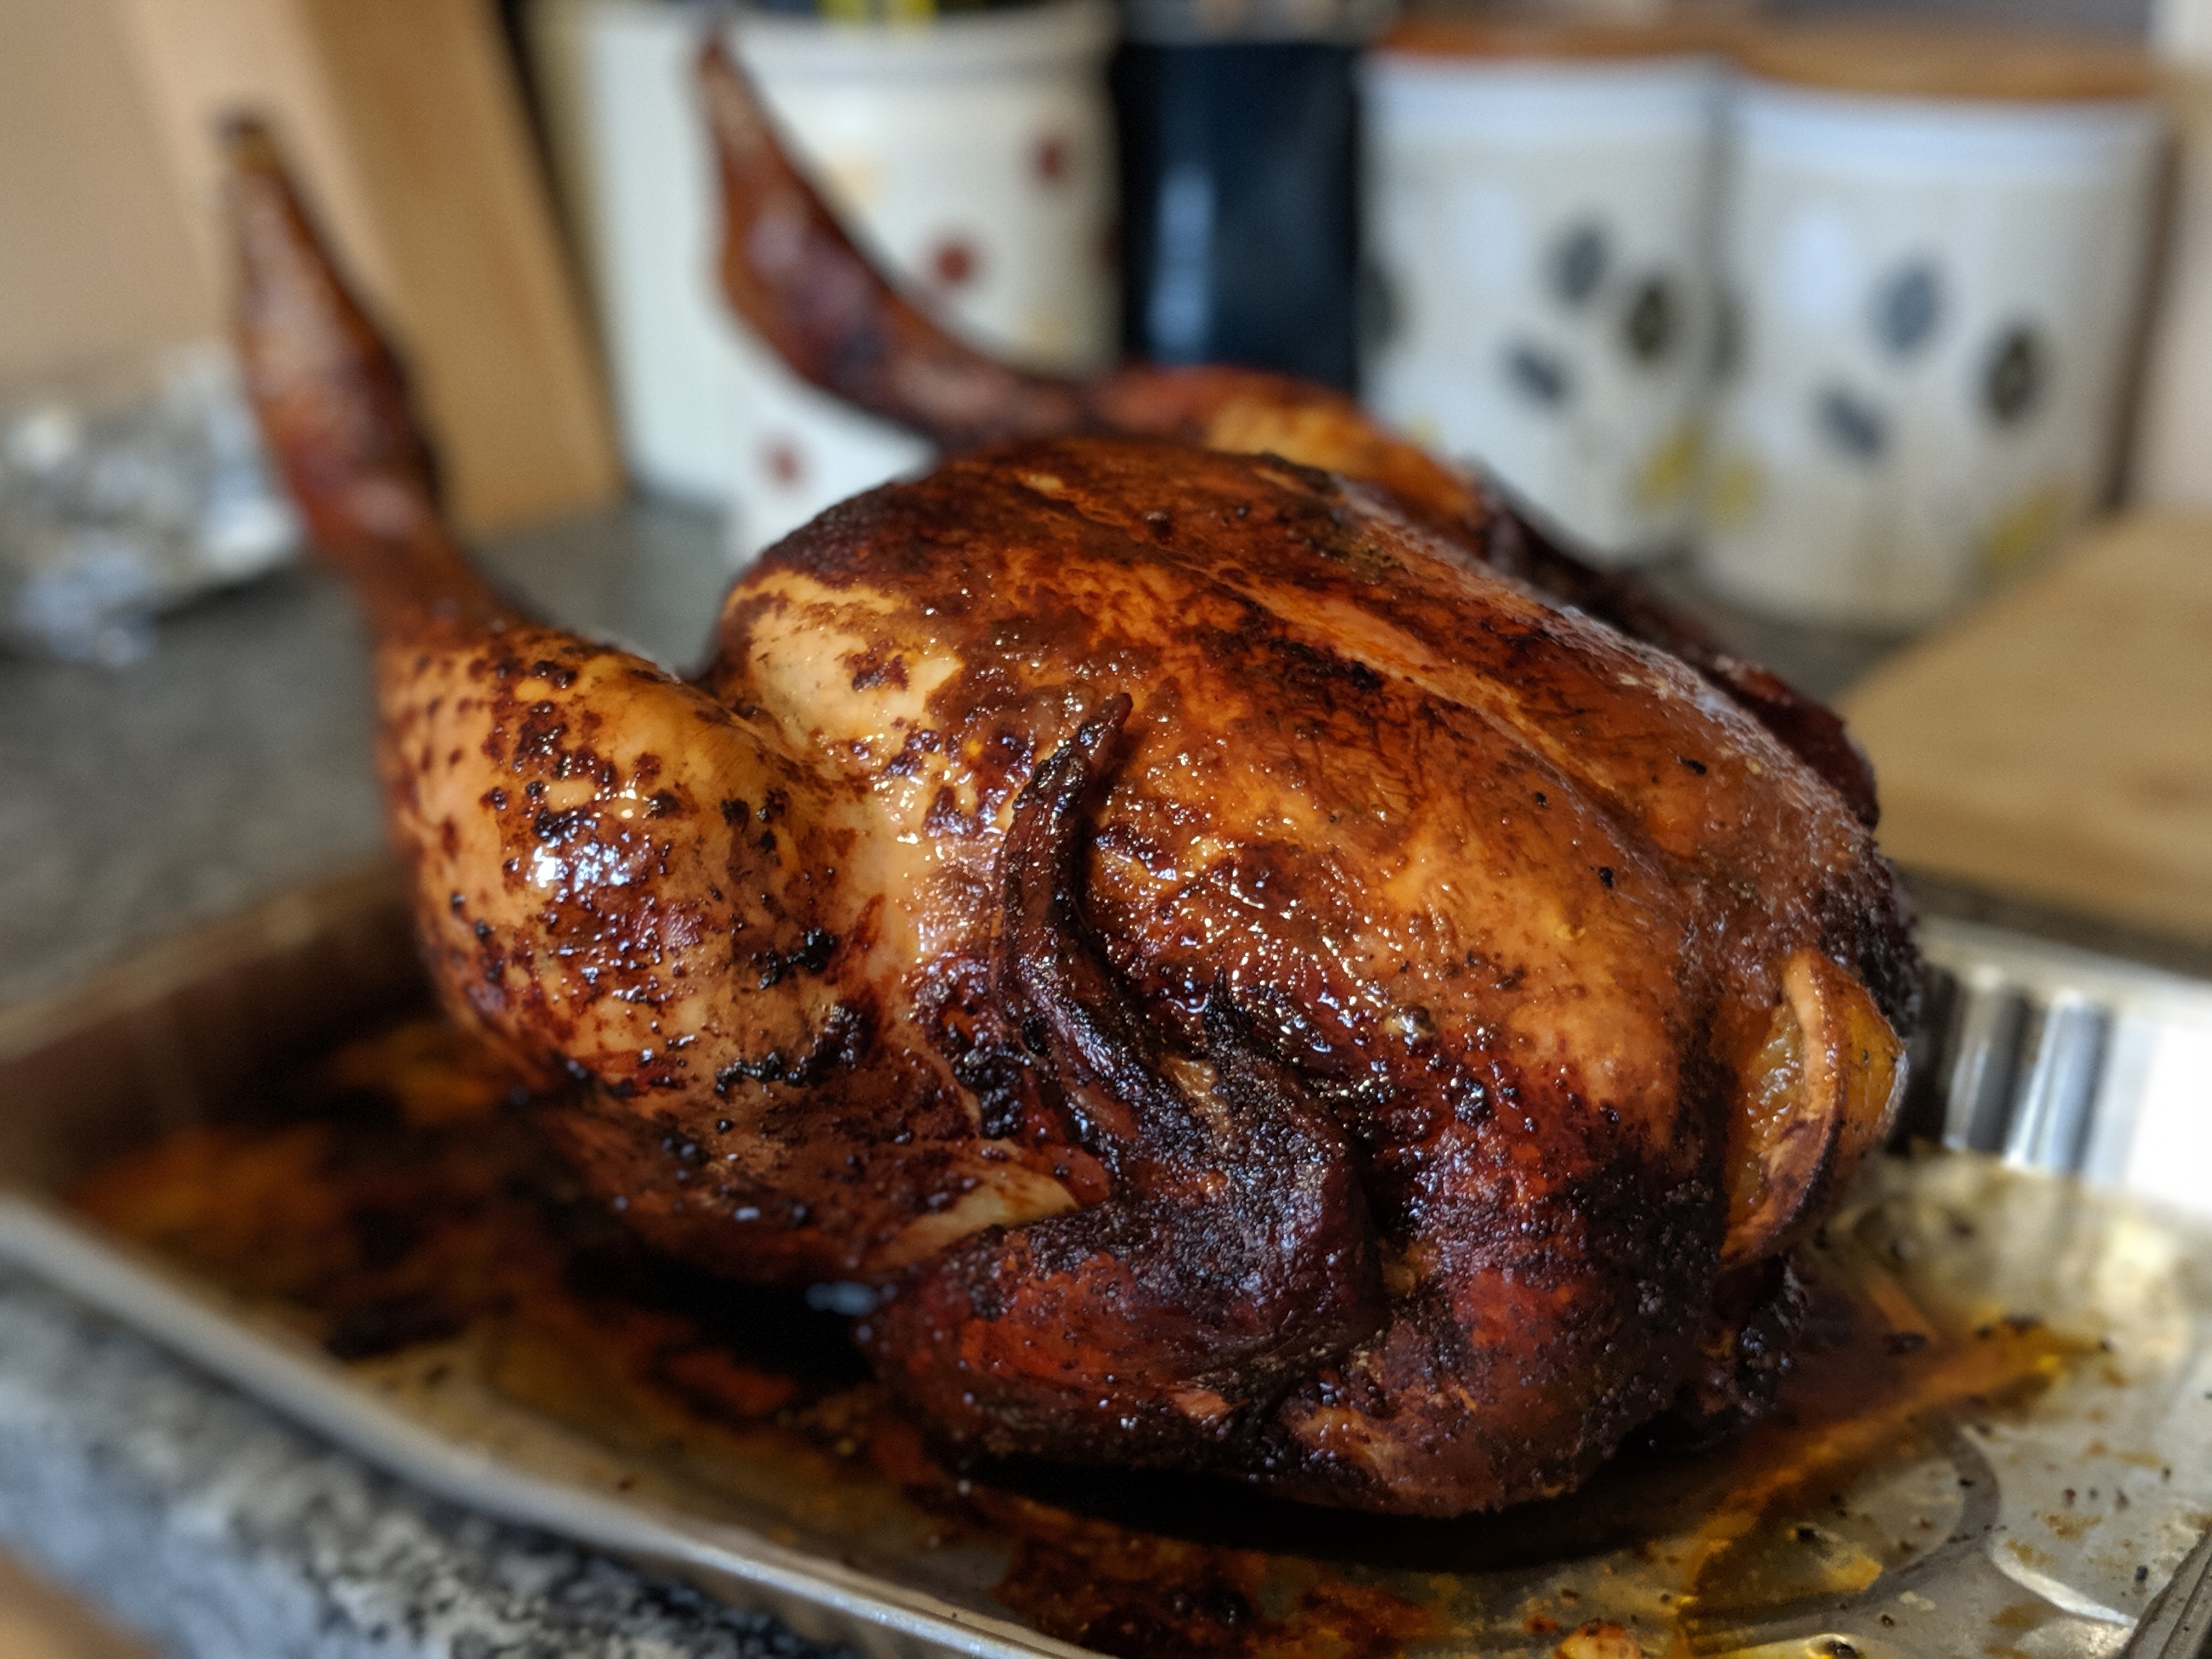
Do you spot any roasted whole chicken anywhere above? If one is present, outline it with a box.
[223,65,1915,1516]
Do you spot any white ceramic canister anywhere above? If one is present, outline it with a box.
[1696,29,2162,630]
[1361,22,1726,566]
[531,0,1118,562]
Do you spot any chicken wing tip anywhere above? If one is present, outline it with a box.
[218,119,495,625]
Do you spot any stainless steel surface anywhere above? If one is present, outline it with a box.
[1905,915,2212,1221]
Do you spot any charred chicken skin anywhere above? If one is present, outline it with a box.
[224,98,1914,1515]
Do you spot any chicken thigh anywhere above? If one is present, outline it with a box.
[225,112,1913,1516]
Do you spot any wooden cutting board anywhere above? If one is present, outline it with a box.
[1839,510,2212,946]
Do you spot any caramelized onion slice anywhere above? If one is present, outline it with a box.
[1722,950,1906,1267]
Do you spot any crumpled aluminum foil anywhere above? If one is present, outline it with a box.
[0,341,297,666]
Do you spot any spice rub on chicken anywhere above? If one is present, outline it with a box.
[223,108,1914,1516]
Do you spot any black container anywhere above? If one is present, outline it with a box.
[1113,31,1367,389]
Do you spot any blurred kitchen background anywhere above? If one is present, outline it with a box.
[3,3,2211,1653]
[1,0,2208,977]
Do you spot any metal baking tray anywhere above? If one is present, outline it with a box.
[5,864,2212,1658]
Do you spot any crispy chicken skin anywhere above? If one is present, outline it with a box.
[224,110,1914,1515]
